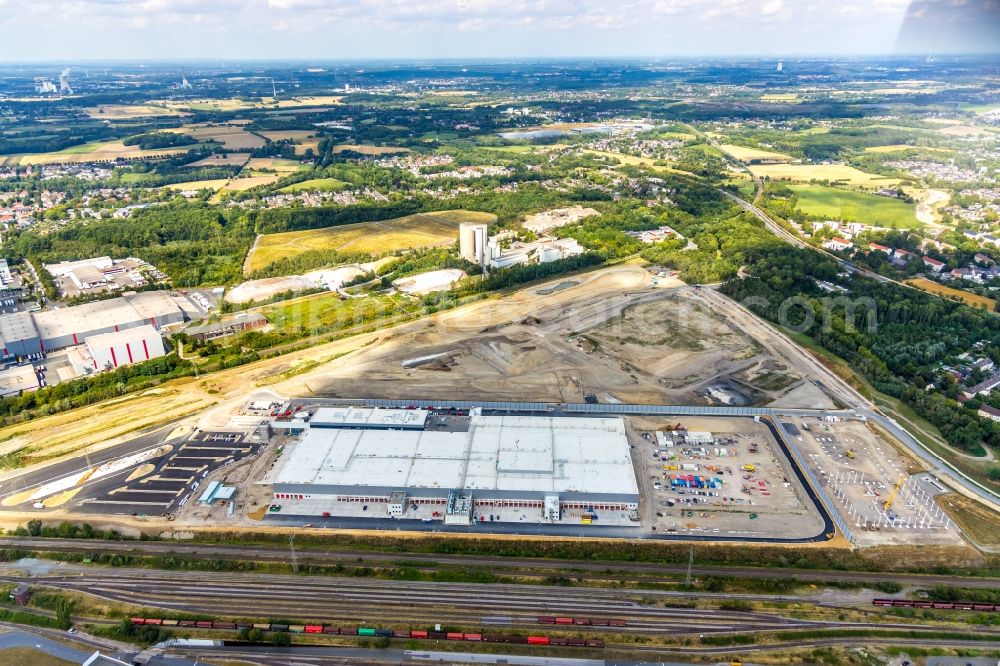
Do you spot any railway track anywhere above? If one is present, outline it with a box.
[4,536,997,590]
[13,568,994,642]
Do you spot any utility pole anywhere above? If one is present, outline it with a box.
[685,546,693,589]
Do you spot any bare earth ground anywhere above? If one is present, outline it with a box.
[0,266,839,475]
[299,278,835,408]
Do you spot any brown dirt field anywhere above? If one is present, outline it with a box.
[904,278,996,310]
[940,493,1000,549]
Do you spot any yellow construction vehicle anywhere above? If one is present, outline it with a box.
[730,659,743,666]
[741,464,756,473]
[883,473,906,512]
[846,449,856,459]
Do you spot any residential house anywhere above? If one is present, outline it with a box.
[869,243,892,255]
[978,405,1000,423]
[823,237,853,252]
[923,257,946,273]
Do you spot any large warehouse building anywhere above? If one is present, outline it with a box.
[33,291,184,350]
[271,410,640,523]
[84,324,166,370]
[0,311,43,358]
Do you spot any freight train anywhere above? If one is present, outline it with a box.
[873,598,1000,611]
[129,618,608,647]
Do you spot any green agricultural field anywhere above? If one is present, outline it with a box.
[789,184,919,228]
[248,209,496,273]
[280,177,348,193]
[263,291,411,334]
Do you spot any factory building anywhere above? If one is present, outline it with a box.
[83,324,166,370]
[0,311,42,358]
[459,222,488,265]
[31,291,184,351]
[271,412,640,522]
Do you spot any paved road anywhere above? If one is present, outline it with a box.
[0,626,93,663]
[0,426,177,508]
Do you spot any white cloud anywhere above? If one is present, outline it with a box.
[0,0,921,59]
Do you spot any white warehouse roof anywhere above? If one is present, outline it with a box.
[274,414,638,499]
[310,406,430,429]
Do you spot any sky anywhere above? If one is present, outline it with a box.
[0,0,997,61]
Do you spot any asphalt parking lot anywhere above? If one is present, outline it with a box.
[76,431,256,516]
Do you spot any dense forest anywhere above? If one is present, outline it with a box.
[721,245,1000,457]
[5,204,253,286]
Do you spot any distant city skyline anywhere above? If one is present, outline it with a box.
[0,0,997,61]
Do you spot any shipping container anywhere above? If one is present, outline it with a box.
[574,618,592,625]
[394,630,411,638]
[235,623,251,630]
[586,639,605,648]
[527,636,550,645]
[162,619,179,627]
[305,625,323,634]
[537,616,556,624]
[446,632,464,641]
[483,634,504,643]
[271,624,289,632]
[609,618,627,627]
[212,622,236,630]
[428,631,447,640]
[464,633,482,642]
[195,621,213,629]
[554,617,574,625]
[131,618,145,625]
[289,625,305,634]
[568,639,587,647]
[358,627,376,637]
[179,620,198,628]
[253,623,271,630]
[550,637,569,646]
[340,627,358,636]
[509,636,528,644]
[375,629,393,638]
[323,626,339,634]
[411,630,429,639]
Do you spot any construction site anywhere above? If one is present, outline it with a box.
[0,265,977,550]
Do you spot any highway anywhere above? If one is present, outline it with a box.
[3,536,999,589]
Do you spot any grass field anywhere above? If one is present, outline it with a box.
[84,103,187,118]
[186,153,251,167]
[864,145,953,154]
[244,157,304,172]
[583,150,698,177]
[166,124,265,150]
[718,144,795,163]
[222,175,281,191]
[280,178,348,193]
[0,648,74,666]
[333,144,411,155]
[904,278,997,310]
[760,93,801,103]
[750,163,900,188]
[248,210,495,273]
[0,141,199,166]
[788,184,920,228]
